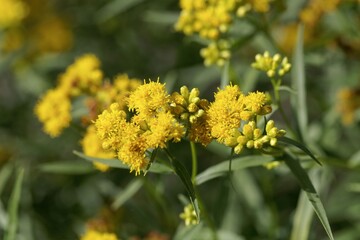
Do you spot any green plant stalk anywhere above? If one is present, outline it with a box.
[190,141,198,184]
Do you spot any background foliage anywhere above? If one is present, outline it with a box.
[1,0,360,239]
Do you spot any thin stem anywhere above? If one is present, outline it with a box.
[190,141,198,184]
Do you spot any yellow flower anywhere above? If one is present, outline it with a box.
[337,87,360,125]
[179,204,198,226]
[81,125,115,172]
[200,40,231,67]
[59,54,103,96]
[34,88,71,137]
[80,229,118,240]
[95,103,128,151]
[251,51,291,77]
[170,86,212,146]
[95,74,142,112]
[127,80,170,119]
[175,0,236,40]
[31,14,73,54]
[241,91,272,120]
[207,85,244,144]
[144,111,185,149]
[0,0,28,29]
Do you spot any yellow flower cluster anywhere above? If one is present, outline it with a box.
[0,0,28,29]
[175,0,237,40]
[34,88,72,138]
[95,81,185,175]
[80,229,118,240]
[251,51,291,78]
[300,0,342,29]
[94,80,286,174]
[170,86,212,146]
[1,0,73,56]
[35,54,103,137]
[179,204,197,226]
[200,40,231,67]
[59,54,103,97]
[175,0,273,67]
[337,87,360,125]
[207,85,285,154]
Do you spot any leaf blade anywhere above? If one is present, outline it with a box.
[284,152,334,240]
[196,155,274,185]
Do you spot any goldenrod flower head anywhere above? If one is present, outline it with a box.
[128,80,170,119]
[188,115,213,146]
[251,51,291,78]
[337,87,360,125]
[263,160,281,170]
[59,54,103,96]
[0,0,28,29]
[34,88,71,138]
[32,15,73,54]
[145,111,185,149]
[180,204,198,226]
[96,74,142,110]
[95,103,128,151]
[200,40,231,67]
[241,91,272,120]
[175,0,236,40]
[80,229,118,240]
[300,0,341,28]
[207,85,244,144]
[81,125,115,172]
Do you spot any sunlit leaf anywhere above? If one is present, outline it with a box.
[196,155,274,185]
[279,136,321,165]
[74,150,173,174]
[170,155,200,222]
[291,24,308,141]
[112,178,143,210]
[4,168,24,240]
[38,161,94,175]
[284,151,334,240]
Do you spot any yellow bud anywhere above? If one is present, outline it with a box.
[253,128,262,139]
[188,103,199,113]
[270,138,277,146]
[266,120,275,133]
[254,140,263,149]
[189,88,200,100]
[246,140,254,148]
[234,144,244,154]
[180,86,189,99]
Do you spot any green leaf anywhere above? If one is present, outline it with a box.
[73,150,173,174]
[112,178,143,210]
[0,163,13,196]
[170,156,200,222]
[4,168,24,240]
[96,0,144,23]
[196,155,274,185]
[284,151,334,240]
[291,24,308,141]
[38,161,94,175]
[290,169,322,240]
[279,136,321,165]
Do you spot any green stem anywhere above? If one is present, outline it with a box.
[220,61,230,88]
[190,141,198,184]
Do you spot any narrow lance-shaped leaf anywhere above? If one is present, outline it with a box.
[73,150,173,174]
[291,24,308,142]
[4,168,25,240]
[112,178,143,210]
[196,155,274,185]
[168,152,200,223]
[283,151,334,240]
[278,136,321,165]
